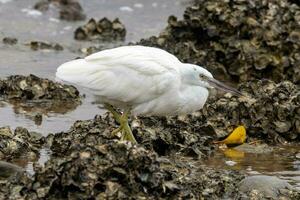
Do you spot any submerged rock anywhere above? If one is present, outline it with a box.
[27,41,63,51]
[138,0,300,84]
[0,126,44,160]
[234,143,273,154]
[200,79,300,143]
[74,18,126,41]
[34,0,86,21]
[2,37,18,45]
[239,175,300,199]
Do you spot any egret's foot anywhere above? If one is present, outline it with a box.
[104,103,121,123]
[111,122,137,143]
[120,123,137,144]
[106,105,137,143]
[111,126,122,136]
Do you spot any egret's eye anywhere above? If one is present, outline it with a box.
[199,74,206,79]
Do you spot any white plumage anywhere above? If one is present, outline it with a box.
[57,46,210,115]
[56,45,241,143]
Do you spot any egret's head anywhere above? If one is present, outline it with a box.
[183,64,242,96]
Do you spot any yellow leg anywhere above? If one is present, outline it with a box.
[104,103,121,123]
[120,109,137,144]
[104,104,137,143]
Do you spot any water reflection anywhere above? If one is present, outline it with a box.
[0,99,81,125]
[0,94,103,134]
[205,145,300,188]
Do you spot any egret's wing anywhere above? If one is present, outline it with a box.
[56,46,181,104]
[85,45,181,74]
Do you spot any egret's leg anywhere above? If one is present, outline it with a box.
[120,109,137,144]
[104,103,123,136]
[104,103,121,123]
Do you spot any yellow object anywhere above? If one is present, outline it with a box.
[214,126,246,146]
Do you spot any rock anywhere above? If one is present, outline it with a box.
[138,0,300,84]
[34,0,86,21]
[2,37,17,45]
[46,115,215,159]
[0,74,81,115]
[234,143,273,154]
[239,175,299,199]
[0,115,244,199]
[0,161,23,179]
[33,113,43,126]
[0,74,80,102]
[27,41,63,51]
[33,1,49,12]
[0,126,44,160]
[74,18,126,41]
[59,0,86,21]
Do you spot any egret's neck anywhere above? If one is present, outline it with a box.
[179,64,200,86]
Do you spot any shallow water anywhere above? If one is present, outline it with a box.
[205,145,300,190]
[0,0,299,192]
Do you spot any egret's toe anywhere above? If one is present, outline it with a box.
[121,123,137,144]
[111,126,122,136]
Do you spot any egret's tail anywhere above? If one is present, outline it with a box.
[56,59,90,85]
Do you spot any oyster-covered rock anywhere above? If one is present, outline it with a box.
[47,115,214,159]
[0,75,81,118]
[0,116,243,199]
[0,126,44,160]
[27,41,63,51]
[74,18,126,41]
[139,0,300,84]
[34,0,86,21]
[2,37,18,45]
[0,74,80,102]
[135,115,215,158]
[200,79,300,143]
[22,142,173,199]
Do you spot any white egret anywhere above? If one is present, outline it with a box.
[56,45,241,143]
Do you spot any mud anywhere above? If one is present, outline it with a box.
[34,0,86,21]
[74,18,126,41]
[138,0,300,84]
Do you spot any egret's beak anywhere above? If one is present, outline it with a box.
[207,77,243,96]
